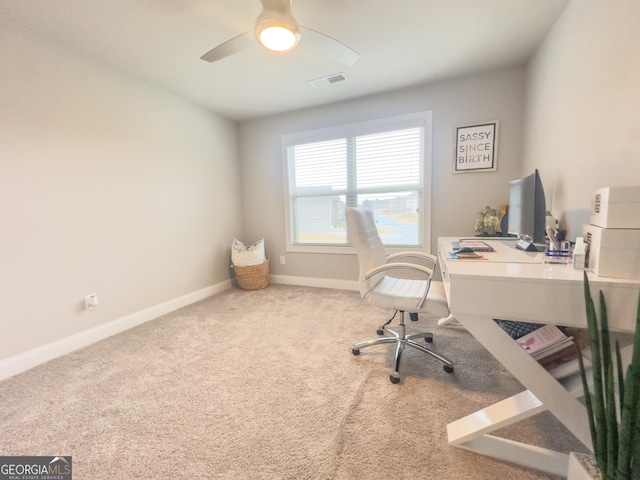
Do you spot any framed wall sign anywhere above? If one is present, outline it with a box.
[453,121,498,173]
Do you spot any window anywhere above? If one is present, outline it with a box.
[283,111,432,253]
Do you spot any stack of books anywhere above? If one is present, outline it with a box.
[542,346,592,380]
[515,324,591,379]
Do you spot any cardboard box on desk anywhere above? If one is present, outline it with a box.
[583,224,640,280]
[591,186,640,229]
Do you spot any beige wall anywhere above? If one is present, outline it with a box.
[523,0,640,239]
[0,27,242,362]
[239,66,527,282]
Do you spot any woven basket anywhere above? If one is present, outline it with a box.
[233,258,269,291]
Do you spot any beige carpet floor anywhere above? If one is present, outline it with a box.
[0,285,587,479]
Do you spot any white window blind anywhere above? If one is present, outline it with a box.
[283,112,432,252]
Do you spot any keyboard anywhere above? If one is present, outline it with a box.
[450,240,495,252]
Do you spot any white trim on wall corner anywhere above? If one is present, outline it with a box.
[270,274,359,291]
[0,280,232,381]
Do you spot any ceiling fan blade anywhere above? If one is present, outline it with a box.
[200,31,254,63]
[300,26,360,66]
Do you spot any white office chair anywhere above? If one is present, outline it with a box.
[346,207,454,383]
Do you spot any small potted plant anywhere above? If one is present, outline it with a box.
[474,205,500,237]
[569,272,640,480]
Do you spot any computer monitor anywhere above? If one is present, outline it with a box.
[507,169,546,244]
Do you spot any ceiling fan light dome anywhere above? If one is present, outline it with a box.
[254,11,300,52]
[259,26,297,51]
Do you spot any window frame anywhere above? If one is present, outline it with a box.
[281,111,433,255]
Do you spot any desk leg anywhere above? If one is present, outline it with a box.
[437,313,460,327]
[447,390,569,476]
[447,313,592,477]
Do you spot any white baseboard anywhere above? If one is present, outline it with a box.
[0,280,231,381]
[270,274,358,291]
[0,276,355,381]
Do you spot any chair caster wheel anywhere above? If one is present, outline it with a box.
[425,333,433,343]
[390,375,401,384]
[376,329,384,335]
[352,348,360,355]
[443,365,454,373]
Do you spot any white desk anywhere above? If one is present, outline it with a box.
[437,237,639,477]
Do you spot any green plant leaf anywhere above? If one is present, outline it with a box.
[616,340,624,414]
[584,273,607,470]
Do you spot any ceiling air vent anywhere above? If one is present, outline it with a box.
[308,73,347,88]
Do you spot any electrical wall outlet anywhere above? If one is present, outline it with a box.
[84,293,98,311]
[280,255,286,265]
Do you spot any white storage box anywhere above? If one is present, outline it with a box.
[583,224,640,280]
[590,186,640,229]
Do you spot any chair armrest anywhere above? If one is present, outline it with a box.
[364,262,434,281]
[364,262,435,310]
[386,251,437,269]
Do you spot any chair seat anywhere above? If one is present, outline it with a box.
[364,276,449,318]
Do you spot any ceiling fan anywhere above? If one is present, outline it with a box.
[200,0,360,65]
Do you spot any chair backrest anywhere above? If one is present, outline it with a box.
[345,207,388,297]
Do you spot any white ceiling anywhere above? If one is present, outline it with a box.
[1,0,569,122]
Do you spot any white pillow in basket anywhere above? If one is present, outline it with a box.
[231,238,265,267]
